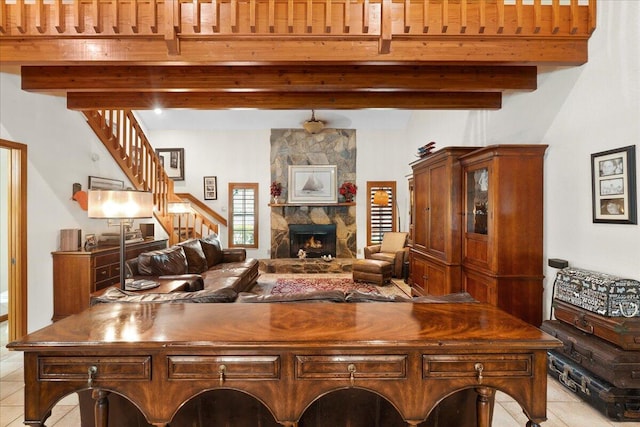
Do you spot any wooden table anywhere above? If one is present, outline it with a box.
[8,302,561,427]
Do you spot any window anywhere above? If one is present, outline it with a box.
[228,183,259,248]
[367,181,397,246]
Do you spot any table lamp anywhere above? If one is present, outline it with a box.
[88,190,154,289]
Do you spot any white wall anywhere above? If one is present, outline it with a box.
[404,1,640,319]
[1,0,638,331]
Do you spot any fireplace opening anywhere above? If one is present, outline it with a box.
[289,224,337,258]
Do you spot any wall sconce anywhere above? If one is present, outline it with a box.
[88,190,154,289]
[167,201,191,242]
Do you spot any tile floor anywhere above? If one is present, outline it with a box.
[1,321,638,427]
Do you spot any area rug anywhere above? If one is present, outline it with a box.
[252,273,410,298]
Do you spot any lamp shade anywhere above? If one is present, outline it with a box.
[88,190,154,219]
[373,189,390,206]
[167,201,191,214]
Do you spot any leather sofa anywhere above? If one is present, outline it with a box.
[92,234,259,305]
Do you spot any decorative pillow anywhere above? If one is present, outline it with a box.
[137,246,188,276]
[177,239,208,274]
[379,232,408,253]
[200,234,224,267]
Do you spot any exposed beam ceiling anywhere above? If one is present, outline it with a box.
[22,65,535,110]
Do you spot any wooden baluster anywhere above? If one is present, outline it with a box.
[193,0,201,33]
[271,0,277,33]
[404,0,410,33]
[496,0,504,34]
[551,0,559,34]
[325,0,331,33]
[16,0,26,34]
[112,0,120,33]
[533,0,541,34]
[92,0,101,33]
[423,0,429,33]
[250,0,256,32]
[441,0,448,33]
[362,0,369,32]
[231,0,238,32]
[150,0,158,33]
[131,0,139,33]
[286,0,294,33]
[343,0,350,33]
[515,0,522,34]
[380,0,391,53]
[35,0,45,33]
[478,0,485,34]
[306,0,312,33]
[588,0,596,34]
[0,0,6,34]
[164,0,178,54]
[569,0,578,34]
[211,0,219,32]
[74,0,83,32]
[460,0,466,33]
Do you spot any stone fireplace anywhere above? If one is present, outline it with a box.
[289,224,337,258]
[270,128,357,259]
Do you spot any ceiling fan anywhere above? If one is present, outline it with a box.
[302,110,325,134]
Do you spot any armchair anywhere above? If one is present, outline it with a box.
[363,232,409,278]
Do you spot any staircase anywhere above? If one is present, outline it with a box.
[83,109,224,246]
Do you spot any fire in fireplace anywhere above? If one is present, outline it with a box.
[289,224,337,258]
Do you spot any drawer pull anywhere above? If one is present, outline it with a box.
[474,363,484,384]
[218,364,226,386]
[87,366,98,388]
[347,363,356,386]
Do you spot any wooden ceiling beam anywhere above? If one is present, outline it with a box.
[66,91,502,110]
[21,65,537,93]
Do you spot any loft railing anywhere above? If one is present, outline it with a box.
[0,0,596,57]
[83,109,221,245]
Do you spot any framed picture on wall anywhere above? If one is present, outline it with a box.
[288,165,337,203]
[204,176,217,200]
[591,145,637,224]
[156,148,185,181]
[88,176,124,190]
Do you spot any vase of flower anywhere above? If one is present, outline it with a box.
[270,181,283,204]
[339,182,357,203]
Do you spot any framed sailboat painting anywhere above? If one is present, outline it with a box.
[288,165,337,204]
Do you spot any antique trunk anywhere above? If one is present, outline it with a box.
[541,320,640,388]
[553,267,640,317]
[547,351,640,421]
[553,299,640,350]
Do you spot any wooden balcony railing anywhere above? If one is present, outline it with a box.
[0,0,596,64]
[83,109,221,245]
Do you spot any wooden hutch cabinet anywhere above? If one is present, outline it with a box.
[459,145,548,326]
[409,147,477,296]
[51,238,167,321]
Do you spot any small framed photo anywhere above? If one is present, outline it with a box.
[88,176,124,190]
[288,165,337,204]
[156,148,185,181]
[591,145,637,224]
[84,234,98,251]
[204,176,218,200]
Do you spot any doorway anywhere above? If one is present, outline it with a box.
[1,139,27,341]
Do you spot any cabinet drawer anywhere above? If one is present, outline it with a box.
[423,354,532,379]
[167,356,280,380]
[39,356,151,381]
[296,355,407,379]
[94,265,112,282]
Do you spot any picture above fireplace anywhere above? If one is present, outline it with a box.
[289,224,337,258]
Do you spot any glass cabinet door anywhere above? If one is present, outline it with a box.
[466,167,489,235]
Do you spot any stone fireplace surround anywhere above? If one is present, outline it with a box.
[270,129,357,259]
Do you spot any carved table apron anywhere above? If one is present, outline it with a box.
[8,302,561,427]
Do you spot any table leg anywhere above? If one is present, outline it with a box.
[92,389,110,427]
[475,387,495,427]
[526,422,541,427]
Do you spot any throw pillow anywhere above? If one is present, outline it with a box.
[379,232,408,253]
[177,239,209,274]
[200,234,224,267]
[137,246,188,276]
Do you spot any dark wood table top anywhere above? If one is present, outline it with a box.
[9,302,561,351]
